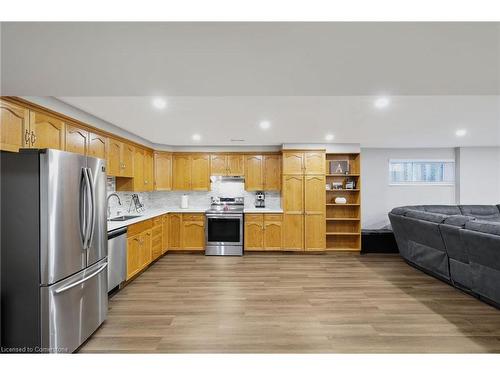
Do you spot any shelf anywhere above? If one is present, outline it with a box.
[326,203,360,206]
[326,232,360,236]
[326,189,360,192]
[326,218,360,221]
[326,247,361,251]
[326,174,360,177]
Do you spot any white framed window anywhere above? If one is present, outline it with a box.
[389,159,455,185]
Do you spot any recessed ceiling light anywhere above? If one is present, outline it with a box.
[259,120,271,130]
[325,134,335,141]
[192,133,201,141]
[374,96,390,109]
[152,97,167,109]
[455,129,467,137]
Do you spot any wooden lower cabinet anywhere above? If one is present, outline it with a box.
[162,214,169,254]
[140,229,152,269]
[151,217,163,261]
[126,234,142,280]
[244,214,282,251]
[126,219,153,280]
[283,213,303,250]
[304,214,325,251]
[168,213,182,250]
[182,214,205,250]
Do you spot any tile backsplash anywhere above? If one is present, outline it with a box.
[106,177,281,217]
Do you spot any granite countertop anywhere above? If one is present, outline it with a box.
[107,206,284,231]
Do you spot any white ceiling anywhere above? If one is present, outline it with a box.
[2,22,500,147]
[58,96,500,147]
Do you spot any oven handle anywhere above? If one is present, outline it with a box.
[206,214,243,219]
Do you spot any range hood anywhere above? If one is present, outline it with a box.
[210,175,245,183]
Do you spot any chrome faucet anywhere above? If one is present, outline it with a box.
[107,193,122,219]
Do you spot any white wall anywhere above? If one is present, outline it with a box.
[457,146,500,204]
[361,148,456,229]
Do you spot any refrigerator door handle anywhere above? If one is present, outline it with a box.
[79,167,88,248]
[83,167,93,249]
[86,167,96,248]
[54,263,108,294]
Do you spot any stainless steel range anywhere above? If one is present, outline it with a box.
[205,197,244,256]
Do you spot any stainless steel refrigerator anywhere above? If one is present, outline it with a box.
[1,149,108,353]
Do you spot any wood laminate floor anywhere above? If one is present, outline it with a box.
[79,253,500,353]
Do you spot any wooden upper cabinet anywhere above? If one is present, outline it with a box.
[0,99,29,152]
[282,175,304,213]
[143,150,153,191]
[121,143,134,177]
[282,152,304,175]
[173,154,191,190]
[133,148,145,191]
[107,138,122,176]
[227,154,244,176]
[29,111,65,150]
[88,132,107,160]
[304,175,326,214]
[191,154,210,191]
[210,154,227,176]
[304,151,325,175]
[65,124,89,155]
[245,155,264,191]
[263,154,281,191]
[154,152,172,191]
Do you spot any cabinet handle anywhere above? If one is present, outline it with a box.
[30,131,37,146]
[24,129,30,145]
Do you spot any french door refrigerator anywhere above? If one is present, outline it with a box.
[1,149,108,353]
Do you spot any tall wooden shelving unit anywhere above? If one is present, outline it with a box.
[325,153,361,251]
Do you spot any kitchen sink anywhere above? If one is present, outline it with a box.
[108,215,141,222]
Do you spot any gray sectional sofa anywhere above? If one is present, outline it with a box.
[389,205,500,307]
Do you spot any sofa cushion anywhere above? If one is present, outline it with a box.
[423,205,461,215]
[443,215,476,227]
[404,210,448,223]
[390,206,425,215]
[464,220,500,236]
[459,205,500,221]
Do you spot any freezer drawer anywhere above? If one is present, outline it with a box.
[40,258,108,353]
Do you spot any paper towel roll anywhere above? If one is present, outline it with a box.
[181,194,189,209]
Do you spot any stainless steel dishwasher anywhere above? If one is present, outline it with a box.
[107,227,127,292]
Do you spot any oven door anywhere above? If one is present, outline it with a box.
[206,214,243,246]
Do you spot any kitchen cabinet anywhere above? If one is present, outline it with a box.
[151,216,163,261]
[116,147,154,192]
[88,132,107,160]
[305,214,325,250]
[263,154,281,191]
[143,150,154,191]
[282,175,304,213]
[283,151,325,175]
[29,110,65,150]
[139,229,152,269]
[244,214,264,250]
[127,234,141,280]
[168,213,182,250]
[191,154,210,191]
[162,214,169,254]
[173,154,210,191]
[282,151,304,175]
[65,124,88,155]
[263,214,283,250]
[182,214,205,250]
[126,220,153,280]
[283,213,303,250]
[304,175,325,250]
[108,138,134,177]
[245,154,264,191]
[0,99,29,152]
[304,151,325,175]
[210,154,245,176]
[154,152,172,191]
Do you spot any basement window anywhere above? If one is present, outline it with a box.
[389,159,455,185]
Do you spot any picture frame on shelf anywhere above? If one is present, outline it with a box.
[330,160,349,175]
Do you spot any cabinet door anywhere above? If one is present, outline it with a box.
[227,154,244,176]
[191,154,210,191]
[162,214,169,253]
[282,152,303,175]
[173,154,191,190]
[88,132,107,160]
[141,230,152,268]
[29,111,65,150]
[283,213,303,250]
[244,214,263,250]
[143,150,154,191]
[133,148,145,191]
[127,235,141,280]
[182,220,205,250]
[304,175,326,214]
[264,219,282,250]
[282,175,304,213]
[0,100,29,152]
[305,214,325,251]
[65,124,88,155]
[107,138,122,176]
[154,152,172,191]
[263,154,281,191]
[210,154,227,176]
[304,151,325,175]
[245,155,263,191]
[121,142,134,177]
[169,213,182,249]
